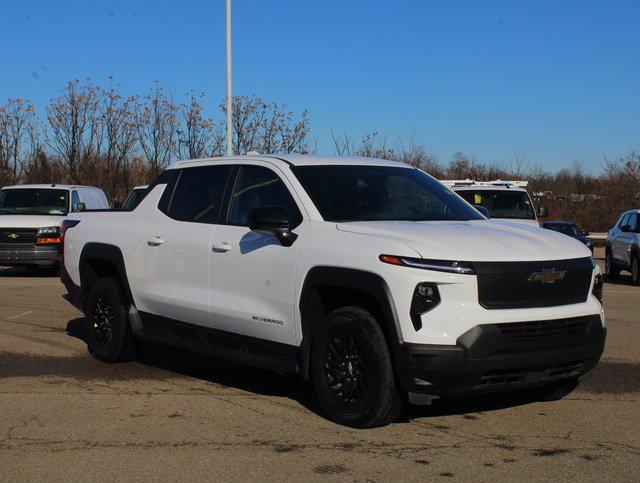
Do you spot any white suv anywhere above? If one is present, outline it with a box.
[606,209,640,285]
[60,155,605,427]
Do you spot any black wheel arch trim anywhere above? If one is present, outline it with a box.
[298,266,403,380]
[78,243,134,310]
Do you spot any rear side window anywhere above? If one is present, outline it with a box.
[227,165,302,227]
[168,166,233,223]
[71,191,80,211]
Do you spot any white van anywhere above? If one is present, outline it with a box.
[0,184,109,267]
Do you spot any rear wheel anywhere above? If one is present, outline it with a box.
[311,306,405,428]
[631,255,640,286]
[605,249,619,280]
[85,277,136,362]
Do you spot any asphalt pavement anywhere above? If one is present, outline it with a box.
[0,247,638,481]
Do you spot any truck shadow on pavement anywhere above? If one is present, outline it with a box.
[0,266,59,277]
[64,317,639,424]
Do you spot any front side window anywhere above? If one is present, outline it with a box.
[457,189,535,220]
[167,165,233,223]
[228,165,302,226]
[0,189,69,215]
[291,165,483,222]
[628,214,639,232]
[619,214,630,229]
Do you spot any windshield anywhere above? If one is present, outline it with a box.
[0,189,69,215]
[544,223,582,237]
[122,188,147,210]
[291,165,484,222]
[457,189,535,220]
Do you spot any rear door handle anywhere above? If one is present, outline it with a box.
[147,236,164,247]
[212,242,231,252]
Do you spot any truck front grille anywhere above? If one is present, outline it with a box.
[0,228,38,246]
[474,257,593,309]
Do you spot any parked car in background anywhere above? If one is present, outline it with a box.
[606,209,640,285]
[441,180,545,228]
[0,184,109,268]
[61,155,604,427]
[121,185,148,211]
[541,221,593,252]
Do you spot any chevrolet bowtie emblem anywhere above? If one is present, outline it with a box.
[528,268,567,284]
[8,233,19,240]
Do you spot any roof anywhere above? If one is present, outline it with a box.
[449,184,529,192]
[1,184,103,190]
[170,154,408,169]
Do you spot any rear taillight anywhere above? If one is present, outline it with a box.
[59,219,81,260]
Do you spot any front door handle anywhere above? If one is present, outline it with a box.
[212,242,232,253]
[147,236,164,247]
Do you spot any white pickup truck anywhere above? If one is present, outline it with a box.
[60,155,605,427]
[0,184,108,268]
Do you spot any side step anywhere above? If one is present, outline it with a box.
[135,313,300,375]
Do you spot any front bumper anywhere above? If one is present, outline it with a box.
[395,314,606,395]
[0,246,59,267]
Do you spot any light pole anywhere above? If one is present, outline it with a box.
[225,0,233,156]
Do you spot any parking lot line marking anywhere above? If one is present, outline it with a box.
[7,310,33,320]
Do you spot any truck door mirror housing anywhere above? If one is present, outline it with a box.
[75,202,86,212]
[538,205,548,218]
[248,206,297,246]
[473,205,490,219]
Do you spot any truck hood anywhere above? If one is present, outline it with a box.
[0,214,65,228]
[336,220,592,262]
[488,218,540,228]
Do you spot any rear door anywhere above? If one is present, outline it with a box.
[209,163,305,344]
[138,165,233,324]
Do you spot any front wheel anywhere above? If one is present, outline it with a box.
[85,277,137,362]
[631,255,640,286]
[310,306,406,428]
[605,250,619,280]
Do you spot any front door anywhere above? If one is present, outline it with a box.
[209,164,305,345]
[138,165,233,325]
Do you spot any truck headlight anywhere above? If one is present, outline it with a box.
[410,282,441,331]
[379,254,476,275]
[36,226,61,245]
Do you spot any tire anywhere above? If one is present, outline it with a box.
[605,249,620,280]
[631,255,640,286]
[85,277,136,362]
[310,306,406,428]
[517,377,579,402]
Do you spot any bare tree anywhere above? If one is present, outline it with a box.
[176,91,219,160]
[0,98,37,184]
[101,79,139,198]
[222,95,310,155]
[46,79,100,182]
[135,82,177,174]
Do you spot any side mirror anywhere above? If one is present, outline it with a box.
[621,224,631,233]
[538,205,549,218]
[473,205,490,219]
[248,206,297,246]
[75,202,86,212]
[583,231,590,237]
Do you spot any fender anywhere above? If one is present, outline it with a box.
[297,266,402,379]
[79,243,134,308]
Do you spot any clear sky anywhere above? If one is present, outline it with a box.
[1,0,639,172]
